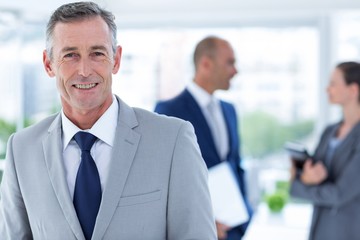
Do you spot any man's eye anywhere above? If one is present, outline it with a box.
[228,60,235,66]
[64,53,77,58]
[93,52,105,57]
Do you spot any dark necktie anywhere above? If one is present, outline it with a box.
[73,132,101,240]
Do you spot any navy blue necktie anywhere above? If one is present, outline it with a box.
[73,132,101,240]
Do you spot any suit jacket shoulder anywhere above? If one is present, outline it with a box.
[12,113,59,142]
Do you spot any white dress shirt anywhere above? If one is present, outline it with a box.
[62,95,118,199]
[187,81,229,161]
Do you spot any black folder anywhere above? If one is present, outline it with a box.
[284,141,311,169]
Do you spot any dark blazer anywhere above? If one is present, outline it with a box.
[155,89,252,239]
[290,121,360,240]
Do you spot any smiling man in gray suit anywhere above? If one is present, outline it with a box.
[0,2,216,239]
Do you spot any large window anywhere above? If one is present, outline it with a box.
[0,10,23,157]
[0,19,58,158]
[115,27,319,206]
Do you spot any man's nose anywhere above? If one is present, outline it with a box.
[233,66,238,75]
[77,58,92,77]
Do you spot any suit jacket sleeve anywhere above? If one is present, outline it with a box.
[167,121,217,239]
[290,126,360,208]
[0,134,33,239]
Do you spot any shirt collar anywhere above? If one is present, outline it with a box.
[61,95,119,150]
[187,81,213,108]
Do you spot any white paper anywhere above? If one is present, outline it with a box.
[208,162,249,227]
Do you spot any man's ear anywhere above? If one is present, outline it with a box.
[112,46,122,74]
[350,83,360,100]
[201,55,213,70]
[43,50,55,77]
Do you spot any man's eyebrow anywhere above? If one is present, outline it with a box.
[60,46,78,53]
[60,46,108,52]
[90,45,108,52]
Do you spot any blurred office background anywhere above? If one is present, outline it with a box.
[1,0,360,238]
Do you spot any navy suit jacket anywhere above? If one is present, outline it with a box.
[155,89,252,237]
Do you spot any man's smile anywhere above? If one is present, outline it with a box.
[73,83,97,89]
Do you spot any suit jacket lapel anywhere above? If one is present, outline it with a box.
[184,90,219,159]
[43,114,85,240]
[92,96,141,239]
[220,102,234,152]
[331,122,360,177]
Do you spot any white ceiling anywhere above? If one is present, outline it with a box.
[1,0,360,24]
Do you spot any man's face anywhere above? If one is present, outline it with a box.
[43,16,121,115]
[210,41,238,91]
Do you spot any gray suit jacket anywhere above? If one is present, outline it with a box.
[0,96,216,240]
[290,121,360,240]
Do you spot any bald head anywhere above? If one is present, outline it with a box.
[193,36,229,71]
[192,36,237,94]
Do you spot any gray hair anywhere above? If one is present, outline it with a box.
[46,1,117,60]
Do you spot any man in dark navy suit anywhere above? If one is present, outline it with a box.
[155,36,252,240]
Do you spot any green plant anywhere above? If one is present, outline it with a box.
[0,119,16,144]
[0,119,16,159]
[266,190,288,213]
[241,110,314,158]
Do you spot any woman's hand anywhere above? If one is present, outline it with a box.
[300,160,328,185]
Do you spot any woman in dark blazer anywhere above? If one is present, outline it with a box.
[290,61,360,240]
